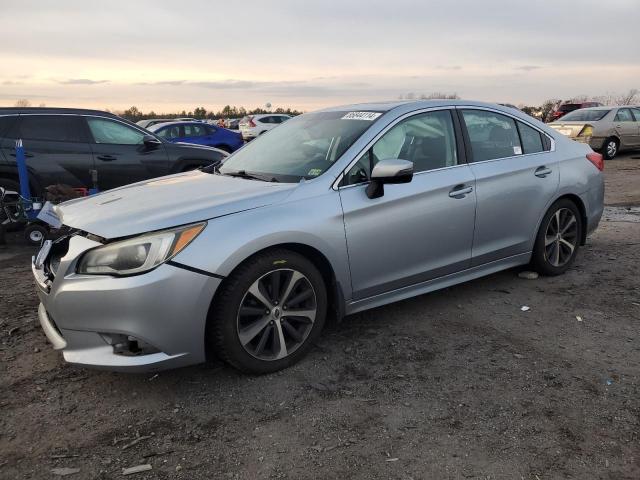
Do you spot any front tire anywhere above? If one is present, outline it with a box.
[530,199,582,276]
[208,249,327,374]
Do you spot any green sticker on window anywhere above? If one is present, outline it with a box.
[307,168,322,176]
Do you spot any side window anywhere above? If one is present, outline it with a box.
[259,116,272,124]
[615,108,633,122]
[87,118,144,145]
[17,115,83,143]
[184,124,206,136]
[462,110,522,161]
[156,126,180,140]
[343,110,458,186]
[517,121,544,154]
[0,115,18,138]
[206,125,217,134]
[632,108,640,122]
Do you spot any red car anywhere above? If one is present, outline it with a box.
[547,101,603,122]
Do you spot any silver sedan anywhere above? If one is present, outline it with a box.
[33,100,604,374]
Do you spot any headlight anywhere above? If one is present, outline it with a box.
[77,223,205,276]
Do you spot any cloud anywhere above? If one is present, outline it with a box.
[2,80,22,85]
[57,78,109,85]
[435,65,462,71]
[136,80,186,86]
[515,65,543,71]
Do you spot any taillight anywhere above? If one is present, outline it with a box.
[578,125,593,138]
[248,117,256,127]
[586,152,604,171]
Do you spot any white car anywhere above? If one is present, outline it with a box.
[239,114,291,140]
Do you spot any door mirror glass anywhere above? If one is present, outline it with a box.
[366,159,413,199]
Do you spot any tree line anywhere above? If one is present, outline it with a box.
[119,105,304,122]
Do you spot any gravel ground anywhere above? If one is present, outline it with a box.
[1,156,639,479]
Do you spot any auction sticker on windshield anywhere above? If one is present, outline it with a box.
[341,112,382,121]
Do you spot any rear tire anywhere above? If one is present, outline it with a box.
[208,249,327,374]
[602,137,619,160]
[530,199,582,276]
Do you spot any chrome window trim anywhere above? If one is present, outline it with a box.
[332,104,556,191]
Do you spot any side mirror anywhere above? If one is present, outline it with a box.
[365,159,413,199]
[143,134,162,148]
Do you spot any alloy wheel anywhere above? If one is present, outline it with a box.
[606,140,617,158]
[544,208,578,267]
[236,269,317,361]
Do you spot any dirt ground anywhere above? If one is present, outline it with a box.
[1,154,639,479]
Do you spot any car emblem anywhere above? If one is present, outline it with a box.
[34,240,53,269]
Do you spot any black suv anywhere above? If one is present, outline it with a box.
[0,108,226,195]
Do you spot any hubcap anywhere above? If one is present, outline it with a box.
[544,208,578,267]
[237,268,316,361]
[30,230,44,243]
[607,141,617,157]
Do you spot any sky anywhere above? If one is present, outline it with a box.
[1,0,639,113]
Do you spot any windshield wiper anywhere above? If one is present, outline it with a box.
[221,170,279,182]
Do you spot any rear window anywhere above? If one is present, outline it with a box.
[558,104,580,113]
[560,110,610,122]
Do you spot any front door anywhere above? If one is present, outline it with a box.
[458,108,559,266]
[84,116,169,191]
[339,109,476,300]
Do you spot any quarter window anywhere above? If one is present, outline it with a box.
[462,110,522,161]
[17,115,83,143]
[517,121,544,154]
[87,118,144,145]
[343,110,458,186]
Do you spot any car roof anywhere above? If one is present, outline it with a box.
[319,99,523,114]
[149,121,206,130]
[571,106,613,112]
[0,107,119,117]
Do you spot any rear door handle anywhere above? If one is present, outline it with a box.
[535,166,552,178]
[449,185,473,198]
[97,155,117,162]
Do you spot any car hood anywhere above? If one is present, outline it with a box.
[56,171,296,239]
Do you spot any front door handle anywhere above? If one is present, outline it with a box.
[449,185,473,198]
[535,166,552,178]
[97,155,117,162]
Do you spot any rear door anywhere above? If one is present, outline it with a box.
[615,108,638,147]
[0,114,94,192]
[459,108,559,266]
[631,108,640,146]
[84,116,170,191]
[180,123,209,146]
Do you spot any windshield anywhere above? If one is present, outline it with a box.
[219,111,383,182]
[560,109,610,122]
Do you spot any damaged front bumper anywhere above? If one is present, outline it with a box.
[32,234,221,372]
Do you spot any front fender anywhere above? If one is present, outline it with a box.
[171,190,353,301]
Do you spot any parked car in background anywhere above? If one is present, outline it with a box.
[149,121,244,153]
[33,100,603,374]
[0,108,226,195]
[549,106,640,159]
[137,118,197,129]
[546,101,602,122]
[225,118,240,130]
[239,114,291,140]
